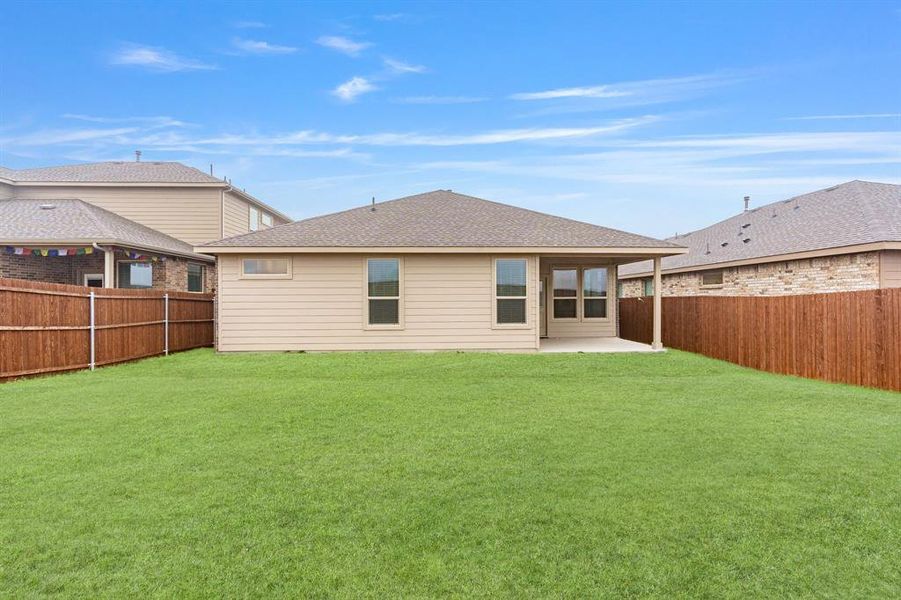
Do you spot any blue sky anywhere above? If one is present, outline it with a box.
[1,1,899,238]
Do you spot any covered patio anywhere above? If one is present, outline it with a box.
[536,252,677,351]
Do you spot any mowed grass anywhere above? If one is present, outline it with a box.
[1,349,899,598]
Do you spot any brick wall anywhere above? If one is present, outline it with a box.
[619,251,881,297]
[0,252,216,293]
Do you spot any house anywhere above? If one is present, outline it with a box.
[0,161,290,291]
[618,181,901,297]
[195,190,686,352]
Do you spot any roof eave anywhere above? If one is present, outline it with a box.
[193,245,689,256]
[225,187,293,223]
[617,241,901,279]
[5,180,227,188]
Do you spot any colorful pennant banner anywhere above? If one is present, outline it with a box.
[4,246,94,257]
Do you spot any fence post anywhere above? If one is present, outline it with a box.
[164,293,169,356]
[89,290,95,371]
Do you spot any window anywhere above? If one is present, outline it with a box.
[241,257,291,278]
[118,262,152,289]
[249,206,260,231]
[701,270,724,286]
[495,258,527,325]
[582,267,608,319]
[367,258,401,326]
[552,268,578,319]
[643,277,654,297]
[187,263,204,292]
[260,212,273,227]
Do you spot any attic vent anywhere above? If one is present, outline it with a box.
[39,204,56,210]
[721,242,729,247]
[742,238,751,244]
[741,223,751,228]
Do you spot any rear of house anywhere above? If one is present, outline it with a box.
[619,181,901,297]
[198,191,685,352]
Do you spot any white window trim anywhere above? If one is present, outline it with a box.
[581,266,612,322]
[550,265,612,322]
[248,206,260,231]
[187,263,205,293]
[491,257,531,330]
[260,212,273,227]
[239,255,292,280]
[83,273,103,287]
[363,257,404,330]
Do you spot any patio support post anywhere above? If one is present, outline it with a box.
[103,248,114,288]
[652,256,663,350]
[89,290,96,371]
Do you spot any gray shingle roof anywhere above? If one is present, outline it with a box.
[203,190,680,249]
[620,180,901,276]
[0,161,222,184]
[0,198,212,260]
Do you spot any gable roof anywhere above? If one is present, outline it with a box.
[620,180,901,277]
[0,161,222,184]
[200,190,682,251]
[0,198,213,261]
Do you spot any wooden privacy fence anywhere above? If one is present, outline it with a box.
[0,278,214,380]
[619,289,901,392]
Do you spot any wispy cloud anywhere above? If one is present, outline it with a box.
[382,57,427,74]
[233,20,267,29]
[316,35,371,57]
[510,72,752,115]
[109,44,216,72]
[393,96,488,104]
[373,13,408,22]
[332,77,378,102]
[231,37,298,55]
[61,114,192,128]
[784,113,901,121]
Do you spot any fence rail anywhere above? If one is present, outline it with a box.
[0,278,214,380]
[619,288,901,392]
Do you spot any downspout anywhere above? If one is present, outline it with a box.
[92,243,115,288]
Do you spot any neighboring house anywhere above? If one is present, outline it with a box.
[0,161,290,291]
[196,190,686,352]
[619,180,901,297]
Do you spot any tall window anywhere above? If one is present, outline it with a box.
[118,262,152,289]
[552,268,578,319]
[367,258,401,326]
[583,267,608,318]
[249,206,260,231]
[642,277,654,297]
[187,263,204,292]
[495,258,527,325]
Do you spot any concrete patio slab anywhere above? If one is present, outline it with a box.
[539,337,661,353]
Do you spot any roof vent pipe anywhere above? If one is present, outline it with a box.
[371,196,376,212]
[135,150,142,162]
[743,195,750,212]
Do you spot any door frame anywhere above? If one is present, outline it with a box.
[539,276,548,337]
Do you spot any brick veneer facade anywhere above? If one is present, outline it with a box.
[1,251,216,292]
[619,251,880,298]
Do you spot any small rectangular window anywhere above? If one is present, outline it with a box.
[583,267,608,319]
[260,212,273,227]
[552,268,578,319]
[118,262,153,289]
[495,258,527,325]
[643,277,654,297]
[249,206,260,231]
[701,270,724,286]
[367,258,401,326]
[187,263,204,292]
[241,257,290,277]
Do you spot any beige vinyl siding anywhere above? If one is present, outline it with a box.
[12,185,221,245]
[217,253,539,351]
[222,191,251,238]
[540,257,617,338]
[0,182,13,199]
[881,250,901,288]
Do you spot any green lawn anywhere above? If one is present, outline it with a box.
[1,349,899,598]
